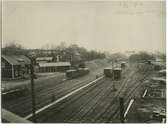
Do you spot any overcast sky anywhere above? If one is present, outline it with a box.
[2,1,165,53]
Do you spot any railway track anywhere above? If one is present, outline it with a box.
[34,77,107,122]
[68,78,114,123]
[26,75,104,119]
[31,67,132,122]
[4,76,93,116]
[3,75,65,107]
[3,63,154,123]
[35,64,154,123]
[106,64,154,122]
[40,64,154,123]
[108,74,150,122]
[89,69,136,122]
[75,71,128,122]
[80,64,154,122]
[2,75,67,116]
[2,68,104,117]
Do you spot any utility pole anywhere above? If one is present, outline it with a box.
[119,97,125,123]
[30,58,36,122]
[112,60,114,69]
[112,60,116,91]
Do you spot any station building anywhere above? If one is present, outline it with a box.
[38,62,71,73]
[1,55,31,79]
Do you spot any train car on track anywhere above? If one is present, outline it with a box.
[121,62,126,68]
[66,68,89,79]
[104,68,112,77]
[104,67,122,80]
[113,68,122,80]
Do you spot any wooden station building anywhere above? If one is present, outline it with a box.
[38,62,71,73]
[1,55,31,79]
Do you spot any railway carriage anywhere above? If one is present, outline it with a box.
[104,68,112,77]
[66,68,89,79]
[66,69,76,78]
[121,62,126,68]
[113,68,122,80]
[104,67,122,80]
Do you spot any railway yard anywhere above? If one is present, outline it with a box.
[1,1,166,123]
[2,60,166,123]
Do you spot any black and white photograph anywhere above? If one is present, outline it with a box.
[1,0,166,123]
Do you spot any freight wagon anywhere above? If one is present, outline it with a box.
[121,62,126,68]
[104,67,122,80]
[104,68,112,77]
[113,68,122,80]
[66,68,89,79]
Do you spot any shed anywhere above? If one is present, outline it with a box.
[1,55,31,79]
[38,62,71,72]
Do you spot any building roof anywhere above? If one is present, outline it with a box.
[39,62,71,67]
[121,61,126,64]
[104,67,113,70]
[66,69,76,72]
[113,68,122,70]
[36,57,53,61]
[2,55,31,65]
[78,68,89,71]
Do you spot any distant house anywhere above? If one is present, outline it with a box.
[38,62,71,73]
[1,55,31,79]
[36,57,53,64]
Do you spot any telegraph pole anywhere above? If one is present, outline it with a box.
[119,97,125,123]
[112,60,116,91]
[30,58,36,122]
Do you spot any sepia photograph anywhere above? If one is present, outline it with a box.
[1,0,166,123]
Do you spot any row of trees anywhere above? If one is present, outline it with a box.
[2,42,27,55]
[2,42,106,62]
[2,42,165,63]
[106,51,165,63]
